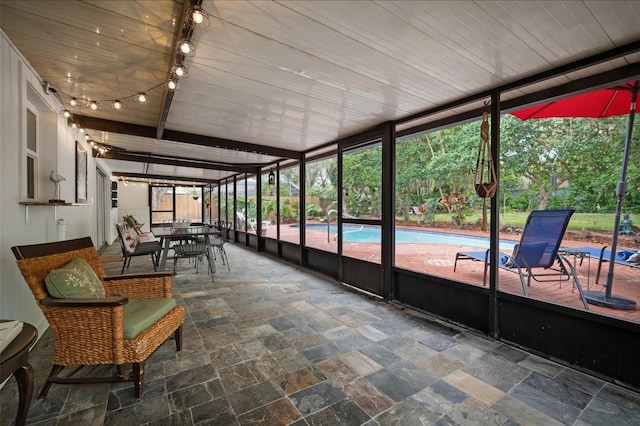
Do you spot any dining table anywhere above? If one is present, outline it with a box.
[151,226,222,273]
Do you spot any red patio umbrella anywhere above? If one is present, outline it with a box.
[512,81,639,310]
[512,82,640,120]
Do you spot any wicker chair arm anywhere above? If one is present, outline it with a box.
[40,296,128,307]
[102,274,174,299]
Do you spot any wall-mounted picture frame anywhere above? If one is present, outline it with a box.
[76,141,88,203]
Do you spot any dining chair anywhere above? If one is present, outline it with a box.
[116,223,162,274]
[170,225,213,278]
[210,222,230,271]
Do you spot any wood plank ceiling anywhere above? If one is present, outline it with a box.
[1,0,640,184]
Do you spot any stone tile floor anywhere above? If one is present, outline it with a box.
[2,242,640,425]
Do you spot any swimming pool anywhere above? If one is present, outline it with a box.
[302,224,515,249]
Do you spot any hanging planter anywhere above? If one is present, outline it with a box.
[474,107,497,198]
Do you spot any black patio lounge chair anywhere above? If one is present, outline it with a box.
[454,209,589,309]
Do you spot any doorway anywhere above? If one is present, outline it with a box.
[96,169,108,249]
[339,139,383,295]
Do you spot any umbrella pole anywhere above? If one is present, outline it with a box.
[585,82,638,310]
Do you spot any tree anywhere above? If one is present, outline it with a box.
[395,135,434,221]
[343,144,382,216]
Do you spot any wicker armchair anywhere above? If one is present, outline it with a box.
[11,237,184,399]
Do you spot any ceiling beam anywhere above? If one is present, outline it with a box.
[156,0,196,139]
[162,129,302,159]
[96,148,259,174]
[72,114,301,159]
[72,115,154,138]
[113,172,220,185]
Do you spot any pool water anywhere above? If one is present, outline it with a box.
[303,224,515,249]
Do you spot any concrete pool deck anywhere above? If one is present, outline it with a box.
[258,224,640,323]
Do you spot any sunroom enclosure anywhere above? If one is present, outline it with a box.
[186,59,640,390]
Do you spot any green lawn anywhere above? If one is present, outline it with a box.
[424,212,640,233]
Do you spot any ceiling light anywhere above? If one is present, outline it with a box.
[178,39,196,56]
[60,109,71,118]
[167,78,178,91]
[111,99,124,110]
[84,134,91,140]
[135,92,148,104]
[188,5,210,27]
[78,128,85,133]
[89,101,99,111]
[173,64,188,78]
[68,97,79,107]
[70,122,78,128]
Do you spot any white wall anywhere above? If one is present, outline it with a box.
[117,182,151,232]
[0,30,113,337]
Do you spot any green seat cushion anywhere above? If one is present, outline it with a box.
[123,298,177,339]
[45,258,106,298]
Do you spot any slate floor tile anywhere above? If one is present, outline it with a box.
[276,365,328,395]
[6,243,640,426]
[218,362,259,393]
[226,380,285,415]
[509,381,582,425]
[237,397,302,425]
[338,350,383,377]
[522,371,592,410]
[301,342,344,363]
[578,396,640,426]
[190,397,238,426]
[595,383,640,410]
[289,381,347,416]
[374,397,440,425]
[341,378,395,417]
[305,399,370,426]
[316,357,359,387]
[365,369,420,402]
[358,344,401,366]
[419,334,459,352]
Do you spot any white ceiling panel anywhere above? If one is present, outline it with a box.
[1,0,639,181]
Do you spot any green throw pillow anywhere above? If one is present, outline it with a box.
[45,258,106,299]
